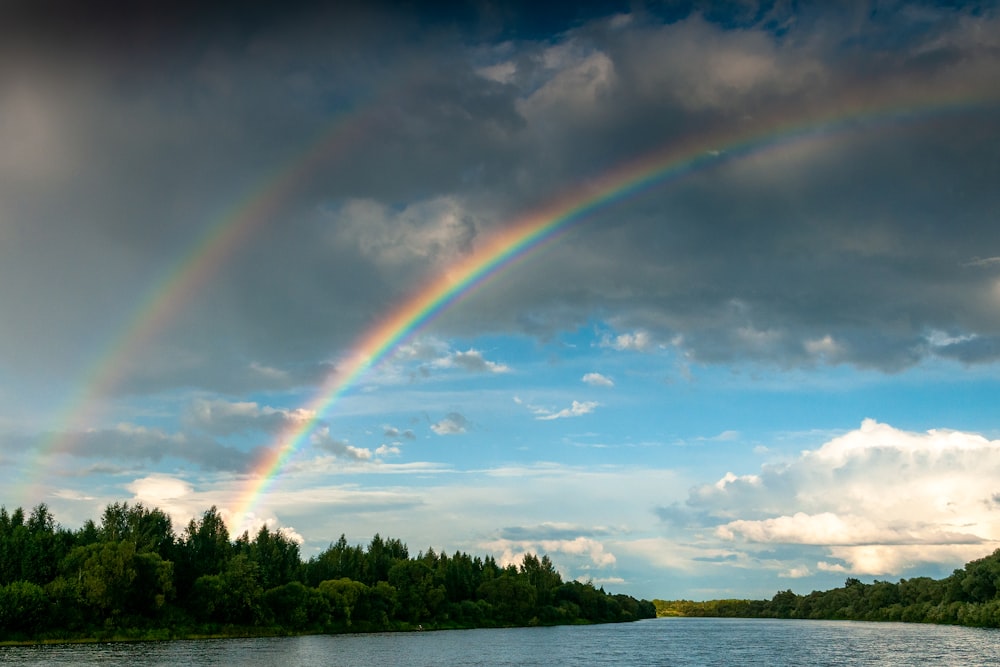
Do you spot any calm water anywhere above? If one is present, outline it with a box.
[2,617,998,666]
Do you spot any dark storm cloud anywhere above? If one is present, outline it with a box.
[0,0,532,394]
[1,1,999,408]
[440,6,1000,370]
[67,425,261,472]
[934,335,1000,364]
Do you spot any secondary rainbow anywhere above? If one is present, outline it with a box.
[229,89,1000,533]
[18,108,373,505]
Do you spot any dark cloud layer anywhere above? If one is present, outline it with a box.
[1,0,999,402]
[73,428,262,472]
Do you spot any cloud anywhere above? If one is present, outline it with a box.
[1,4,998,407]
[582,372,614,387]
[515,396,600,420]
[499,522,614,541]
[383,425,416,440]
[431,412,469,435]
[125,475,210,535]
[54,424,260,472]
[126,475,193,503]
[332,196,480,273]
[435,349,511,374]
[962,256,1000,268]
[600,331,653,352]
[687,420,1000,575]
[484,536,617,568]
[394,340,511,377]
[376,444,401,458]
[781,565,813,579]
[716,511,984,546]
[310,428,372,461]
[184,399,314,436]
[696,430,741,443]
[533,400,599,421]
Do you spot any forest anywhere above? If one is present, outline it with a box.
[655,548,1000,627]
[0,502,655,643]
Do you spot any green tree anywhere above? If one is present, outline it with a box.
[440,552,482,603]
[0,507,24,585]
[363,534,390,586]
[305,534,365,586]
[24,505,56,579]
[520,553,562,607]
[959,550,1000,603]
[388,559,445,622]
[479,573,537,625]
[64,541,173,620]
[0,580,48,636]
[220,554,264,624]
[770,589,799,618]
[239,524,301,590]
[319,577,370,626]
[367,580,398,627]
[191,554,263,625]
[177,506,232,597]
[265,581,321,628]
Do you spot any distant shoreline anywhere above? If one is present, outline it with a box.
[653,549,1000,629]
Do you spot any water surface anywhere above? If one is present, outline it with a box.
[1,617,996,666]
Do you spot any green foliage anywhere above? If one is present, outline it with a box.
[654,549,1000,628]
[266,581,328,628]
[62,541,173,619]
[318,577,371,626]
[479,573,537,624]
[0,502,654,642]
[303,534,365,586]
[0,580,48,634]
[236,524,301,591]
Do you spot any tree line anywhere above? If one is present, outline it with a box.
[0,503,655,642]
[654,548,1000,627]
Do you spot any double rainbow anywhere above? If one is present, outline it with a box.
[228,92,999,533]
[16,71,995,523]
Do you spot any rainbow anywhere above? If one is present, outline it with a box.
[19,107,374,504]
[228,90,1000,534]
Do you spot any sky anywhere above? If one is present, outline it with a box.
[2,0,1000,601]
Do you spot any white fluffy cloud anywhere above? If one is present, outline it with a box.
[394,340,510,376]
[431,412,468,435]
[434,349,511,374]
[485,536,617,569]
[376,444,401,458]
[694,419,1000,575]
[516,397,599,421]
[582,372,614,387]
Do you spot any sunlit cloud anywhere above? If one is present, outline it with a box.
[689,420,1000,575]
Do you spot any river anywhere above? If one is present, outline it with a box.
[2,617,997,665]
